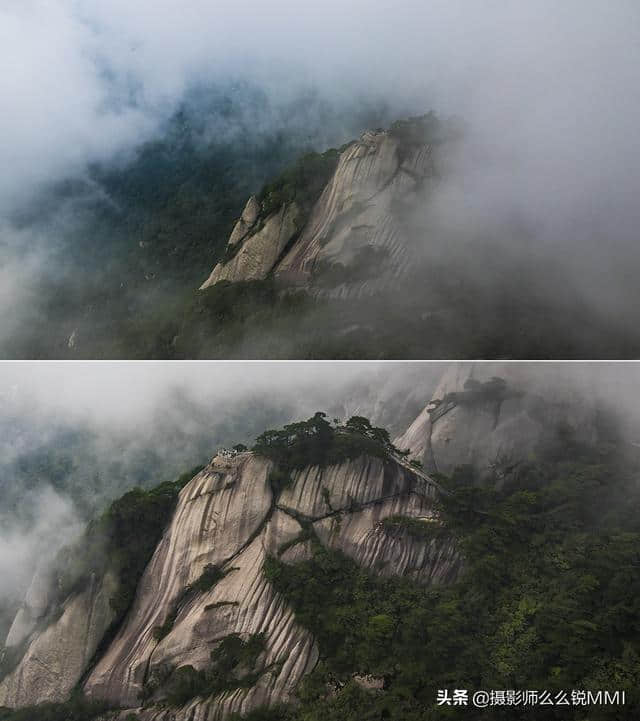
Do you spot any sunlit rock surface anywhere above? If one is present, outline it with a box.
[199,126,435,296]
[3,450,456,719]
[200,202,300,287]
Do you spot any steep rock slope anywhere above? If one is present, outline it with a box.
[200,201,300,288]
[397,363,602,479]
[0,569,118,707]
[199,119,439,298]
[275,130,433,297]
[0,446,458,719]
[84,454,275,709]
[87,452,455,720]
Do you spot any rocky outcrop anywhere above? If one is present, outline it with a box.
[108,529,319,721]
[278,454,429,519]
[228,196,260,247]
[0,570,118,708]
[275,130,433,297]
[200,202,300,288]
[199,123,436,297]
[3,564,54,650]
[84,454,275,708]
[397,363,602,480]
[314,496,459,584]
[2,448,457,719]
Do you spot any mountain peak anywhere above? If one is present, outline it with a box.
[199,116,441,297]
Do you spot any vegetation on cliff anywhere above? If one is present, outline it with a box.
[5,88,391,361]
[253,413,407,472]
[389,111,454,161]
[0,466,207,719]
[3,423,640,720]
[53,465,204,620]
[255,431,640,721]
[6,93,640,360]
[177,277,312,357]
[9,100,639,360]
[0,464,204,688]
[167,272,640,360]
[160,632,268,707]
[256,146,343,224]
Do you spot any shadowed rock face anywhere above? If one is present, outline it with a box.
[397,363,601,481]
[1,450,459,719]
[199,127,435,297]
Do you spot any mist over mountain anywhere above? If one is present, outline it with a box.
[1,85,398,358]
[1,361,640,720]
[0,361,439,641]
[2,2,639,358]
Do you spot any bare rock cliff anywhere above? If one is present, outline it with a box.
[397,363,601,480]
[275,130,432,297]
[0,570,118,708]
[1,449,458,719]
[200,201,301,288]
[199,124,436,297]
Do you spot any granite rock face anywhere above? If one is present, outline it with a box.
[1,449,457,719]
[0,570,119,708]
[314,495,459,585]
[3,363,607,717]
[228,196,261,247]
[84,454,275,708]
[397,363,602,480]
[200,202,300,288]
[4,564,55,650]
[199,127,435,297]
[276,130,433,297]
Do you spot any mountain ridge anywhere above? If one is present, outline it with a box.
[0,418,456,719]
[199,115,446,299]
[2,369,639,720]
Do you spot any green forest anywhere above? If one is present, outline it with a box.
[6,90,640,360]
[261,446,640,720]
[2,416,639,720]
[4,86,391,361]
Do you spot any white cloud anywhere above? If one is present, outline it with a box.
[1,1,640,340]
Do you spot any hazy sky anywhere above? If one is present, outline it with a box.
[3,361,640,430]
[0,361,433,424]
[3,1,638,213]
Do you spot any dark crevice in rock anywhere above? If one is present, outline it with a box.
[277,489,426,527]
[141,637,162,700]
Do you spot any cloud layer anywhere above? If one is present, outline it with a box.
[3,2,637,212]
[1,2,640,352]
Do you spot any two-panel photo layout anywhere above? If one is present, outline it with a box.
[1,3,638,720]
